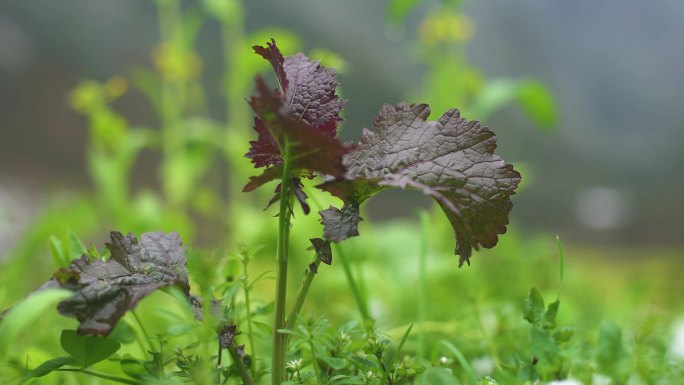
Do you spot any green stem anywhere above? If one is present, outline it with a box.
[272,140,293,385]
[307,337,322,385]
[285,257,322,331]
[333,243,371,321]
[131,311,153,357]
[227,344,255,385]
[55,368,140,385]
[242,259,258,379]
[417,211,429,360]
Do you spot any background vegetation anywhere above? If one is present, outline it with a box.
[0,0,682,384]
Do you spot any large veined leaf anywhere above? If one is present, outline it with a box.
[244,39,350,206]
[319,103,520,265]
[52,231,190,335]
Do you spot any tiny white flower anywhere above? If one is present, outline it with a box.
[439,356,448,365]
[286,358,303,371]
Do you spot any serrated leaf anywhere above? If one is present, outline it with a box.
[319,103,520,265]
[319,204,362,243]
[52,231,190,335]
[243,76,350,192]
[60,329,121,368]
[309,238,332,265]
[245,38,346,169]
[19,356,79,384]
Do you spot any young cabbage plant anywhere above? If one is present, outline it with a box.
[243,39,521,385]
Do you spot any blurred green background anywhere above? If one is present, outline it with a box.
[0,0,683,383]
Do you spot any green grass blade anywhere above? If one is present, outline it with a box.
[0,289,72,359]
[441,340,479,385]
[384,324,414,383]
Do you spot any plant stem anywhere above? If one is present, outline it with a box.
[272,139,293,385]
[55,368,140,385]
[217,342,223,385]
[242,259,258,380]
[285,257,322,331]
[227,344,255,385]
[131,311,153,358]
[333,243,371,321]
[417,211,429,360]
[307,337,322,385]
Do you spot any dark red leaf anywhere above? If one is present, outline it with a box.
[319,103,521,266]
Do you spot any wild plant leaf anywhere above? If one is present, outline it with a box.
[308,238,332,265]
[243,76,350,192]
[319,204,361,243]
[246,39,345,168]
[523,287,545,325]
[60,329,121,368]
[52,231,190,336]
[19,356,79,384]
[319,103,520,265]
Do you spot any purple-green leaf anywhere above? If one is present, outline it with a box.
[319,103,521,266]
[246,39,345,169]
[53,231,190,336]
[243,76,350,192]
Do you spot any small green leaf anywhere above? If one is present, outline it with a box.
[319,354,347,370]
[553,326,574,343]
[523,288,545,325]
[517,80,557,132]
[120,354,146,379]
[49,236,68,268]
[60,329,121,368]
[67,228,88,260]
[530,325,558,361]
[417,367,461,385]
[349,354,379,371]
[19,356,78,384]
[544,300,560,328]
